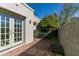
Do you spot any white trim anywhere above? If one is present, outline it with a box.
[0,16,1,47]
[34,15,41,21]
[22,3,34,13]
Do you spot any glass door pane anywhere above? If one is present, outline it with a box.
[14,17,23,44]
[0,13,24,51]
[0,13,11,51]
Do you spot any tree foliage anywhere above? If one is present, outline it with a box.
[59,3,79,26]
[38,13,59,32]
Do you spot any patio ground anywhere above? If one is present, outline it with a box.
[19,38,59,56]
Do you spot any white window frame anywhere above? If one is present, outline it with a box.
[0,13,24,51]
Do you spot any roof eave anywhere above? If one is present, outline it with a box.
[21,3,34,13]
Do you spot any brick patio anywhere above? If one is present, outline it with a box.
[19,38,53,56]
[0,38,61,56]
[0,38,41,56]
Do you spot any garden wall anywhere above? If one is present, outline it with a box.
[59,20,79,56]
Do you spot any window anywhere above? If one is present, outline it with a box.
[0,14,10,47]
[29,20,31,24]
[0,13,24,51]
[14,19,22,43]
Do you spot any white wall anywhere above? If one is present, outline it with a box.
[0,3,35,44]
[33,15,40,30]
[0,3,34,16]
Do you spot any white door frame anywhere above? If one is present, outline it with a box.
[0,13,24,51]
[0,14,12,51]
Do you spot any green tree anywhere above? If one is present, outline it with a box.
[59,3,79,26]
[38,13,59,32]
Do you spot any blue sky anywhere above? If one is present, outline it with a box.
[27,3,62,19]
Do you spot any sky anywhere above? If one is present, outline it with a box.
[27,3,62,19]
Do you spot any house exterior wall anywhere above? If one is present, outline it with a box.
[0,3,39,55]
[33,15,40,30]
[0,3,35,44]
[59,20,79,56]
[0,3,34,16]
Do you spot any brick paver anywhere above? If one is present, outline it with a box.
[19,38,53,56]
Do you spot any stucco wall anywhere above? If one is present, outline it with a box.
[59,20,79,56]
[0,3,35,44]
[0,3,34,16]
[33,15,40,30]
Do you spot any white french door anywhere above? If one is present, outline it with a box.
[0,13,24,51]
[13,17,24,46]
[0,13,11,51]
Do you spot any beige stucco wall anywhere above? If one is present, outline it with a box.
[0,3,36,44]
[59,20,79,56]
[33,15,40,30]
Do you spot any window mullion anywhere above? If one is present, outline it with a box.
[5,16,6,45]
[0,15,1,47]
